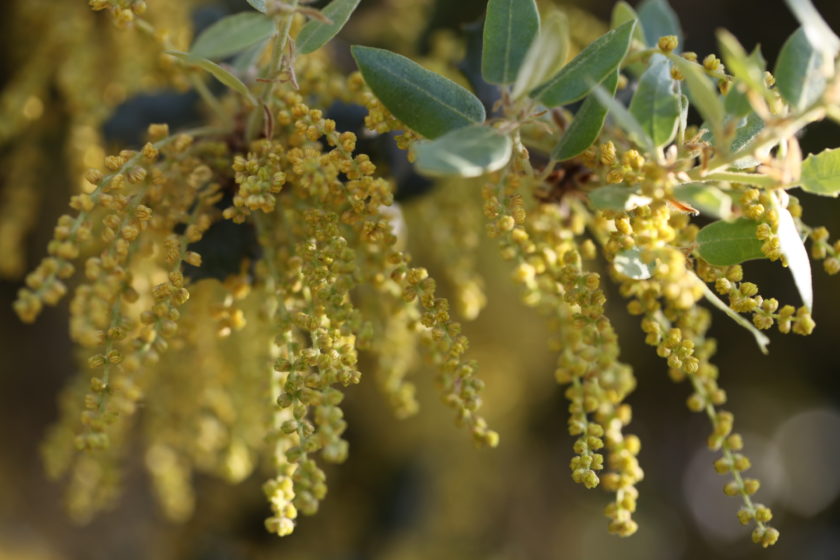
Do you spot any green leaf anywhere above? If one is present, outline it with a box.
[231,38,269,79]
[775,28,828,111]
[611,2,646,45]
[717,31,767,96]
[611,2,647,75]
[590,82,656,154]
[800,147,840,196]
[552,71,618,161]
[166,51,257,104]
[614,248,653,280]
[191,12,275,60]
[512,9,569,98]
[775,200,813,309]
[667,53,725,141]
[351,46,486,139]
[629,55,680,147]
[246,0,266,13]
[588,185,652,212]
[296,0,361,54]
[530,20,636,107]
[696,218,765,266]
[414,125,512,178]
[673,183,732,219]
[784,0,840,64]
[637,0,682,51]
[482,0,540,85]
[724,86,752,117]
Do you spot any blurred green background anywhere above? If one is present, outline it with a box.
[1,1,840,559]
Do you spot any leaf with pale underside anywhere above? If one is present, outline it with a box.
[775,201,813,309]
[482,0,540,85]
[191,12,275,60]
[614,248,653,280]
[784,0,840,67]
[667,53,725,142]
[414,125,512,178]
[775,27,828,111]
[629,55,680,147]
[351,46,485,139]
[511,9,568,98]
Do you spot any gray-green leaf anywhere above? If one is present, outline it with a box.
[511,9,569,98]
[530,20,636,107]
[166,50,257,104]
[784,0,840,65]
[591,82,656,154]
[800,147,840,196]
[191,12,275,60]
[696,218,765,266]
[553,71,618,160]
[588,185,652,212]
[246,0,266,13]
[482,0,540,85]
[717,31,767,96]
[614,248,653,280]
[629,55,680,147]
[611,2,646,45]
[775,27,828,111]
[351,46,486,139]
[296,0,361,54]
[414,125,512,178]
[637,0,682,51]
[667,53,725,142]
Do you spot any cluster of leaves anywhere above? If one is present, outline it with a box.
[348,0,840,547]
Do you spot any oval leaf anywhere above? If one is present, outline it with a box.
[776,201,813,309]
[166,51,257,104]
[482,0,540,85]
[297,0,361,54]
[800,147,840,196]
[637,0,682,50]
[588,185,652,212]
[629,55,680,147]
[414,125,512,178]
[696,218,765,266]
[775,28,828,112]
[530,20,636,107]
[614,248,654,280]
[351,46,486,139]
[191,12,275,60]
[512,9,569,98]
[553,71,618,161]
